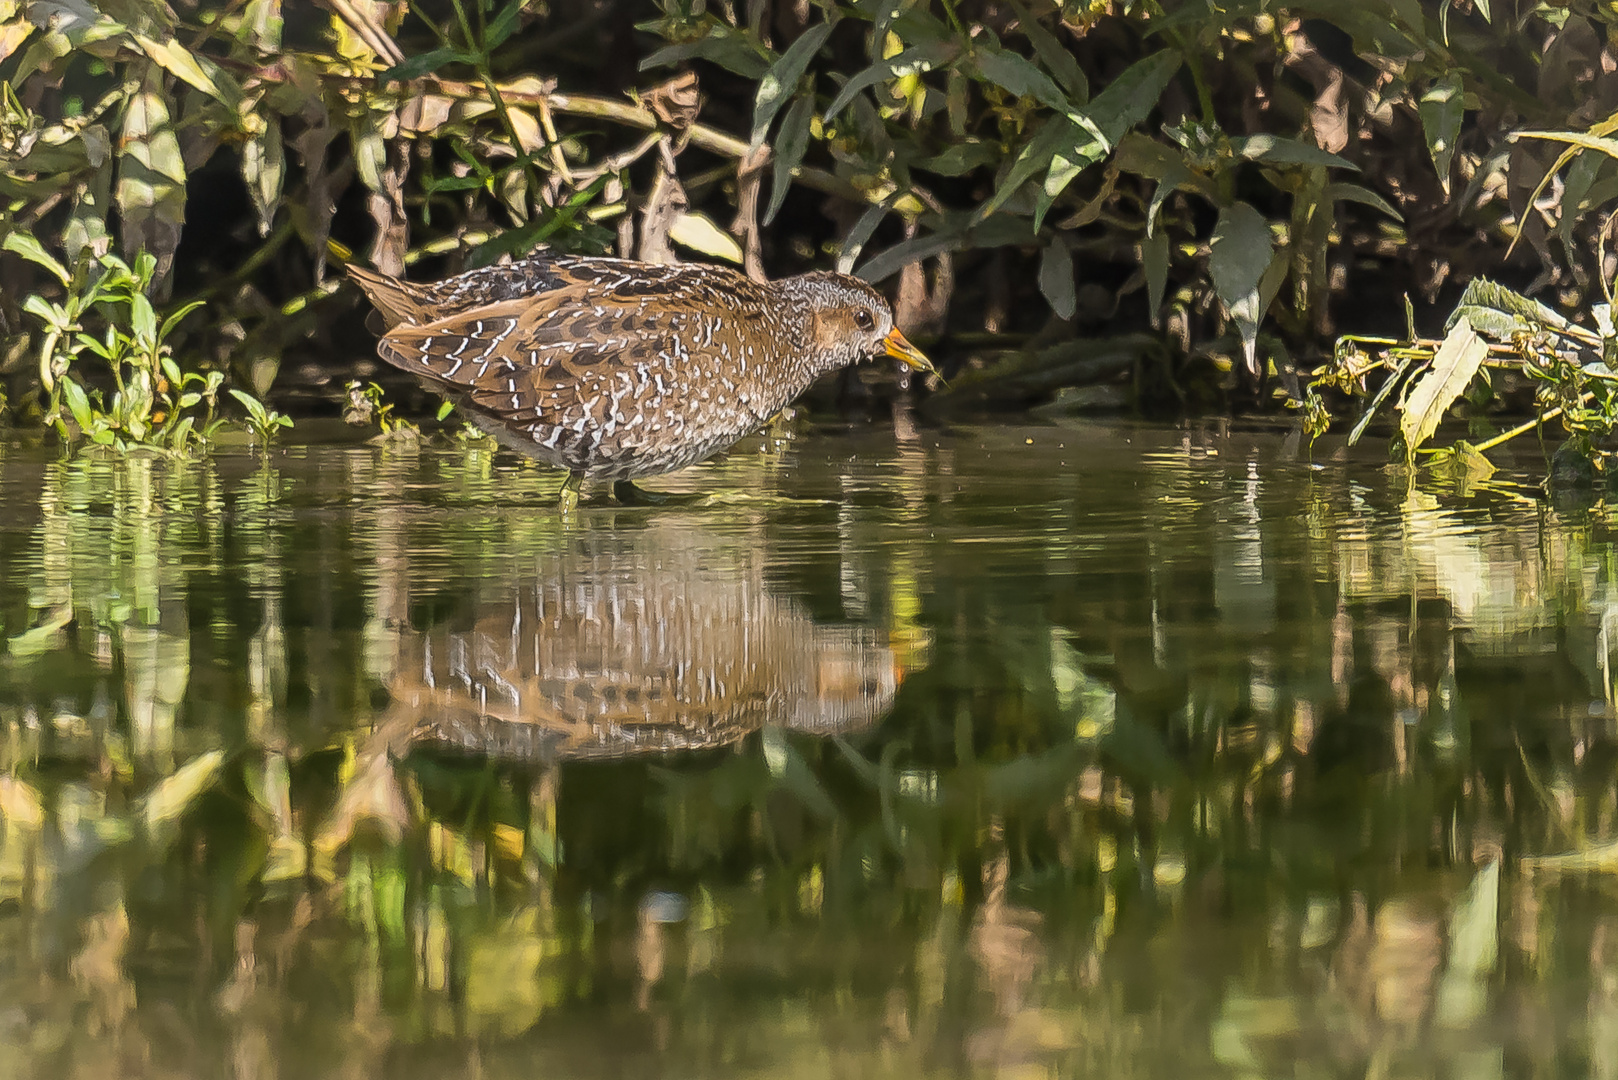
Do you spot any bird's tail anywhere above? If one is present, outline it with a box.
[345,264,433,331]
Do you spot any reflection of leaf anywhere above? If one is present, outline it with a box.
[140,750,225,833]
[1399,320,1487,456]
[762,726,837,819]
[1435,858,1498,1028]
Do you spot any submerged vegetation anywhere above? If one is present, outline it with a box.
[3,0,1618,466]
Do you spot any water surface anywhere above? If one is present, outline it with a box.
[1,422,1615,1078]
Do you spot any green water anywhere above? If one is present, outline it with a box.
[1,422,1615,1078]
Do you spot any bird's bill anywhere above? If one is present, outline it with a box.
[882,328,935,373]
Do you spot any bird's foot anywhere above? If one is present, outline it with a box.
[558,471,584,515]
[612,480,678,506]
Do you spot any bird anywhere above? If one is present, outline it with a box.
[346,250,935,511]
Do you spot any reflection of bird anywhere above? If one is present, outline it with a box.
[382,524,901,761]
[347,252,934,509]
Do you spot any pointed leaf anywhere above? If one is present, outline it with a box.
[1143,229,1169,315]
[765,91,814,225]
[1400,319,1488,455]
[1009,0,1085,101]
[1039,235,1075,318]
[1327,181,1402,220]
[379,46,468,82]
[1209,203,1274,374]
[751,22,832,149]
[3,232,70,284]
[1233,134,1356,169]
[1420,74,1464,193]
[972,45,1073,114]
[242,114,285,236]
[824,40,958,120]
[117,63,187,275]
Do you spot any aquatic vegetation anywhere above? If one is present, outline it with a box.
[3,238,259,450]
[1305,276,1618,480]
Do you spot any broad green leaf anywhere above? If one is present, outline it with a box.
[1233,134,1356,170]
[750,22,832,149]
[858,212,1035,282]
[1420,74,1464,193]
[62,378,93,433]
[824,40,959,120]
[1143,229,1169,315]
[1038,235,1075,318]
[1559,151,1604,250]
[1400,319,1488,456]
[1009,0,1085,101]
[131,291,157,346]
[1446,277,1570,333]
[669,212,744,263]
[1327,181,1402,220]
[984,116,1083,218]
[1209,203,1274,374]
[3,232,70,284]
[765,91,814,225]
[117,63,187,272]
[243,114,285,236]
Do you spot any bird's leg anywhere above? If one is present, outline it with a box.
[613,480,673,505]
[558,470,584,514]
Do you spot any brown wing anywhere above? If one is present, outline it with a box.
[375,285,696,423]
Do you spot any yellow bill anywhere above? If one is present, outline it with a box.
[882,328,936,374]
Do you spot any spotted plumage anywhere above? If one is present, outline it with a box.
[347,250,933,508]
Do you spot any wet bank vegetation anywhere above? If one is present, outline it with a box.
[4,0,1618,473]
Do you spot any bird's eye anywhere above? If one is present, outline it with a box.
[854,309,875,331]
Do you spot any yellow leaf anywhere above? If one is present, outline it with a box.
[668,212,744,263]
[1399,320,1488,457]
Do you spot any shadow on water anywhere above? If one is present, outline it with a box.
[4,423,1618,1076]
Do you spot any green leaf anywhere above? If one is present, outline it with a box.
[62,378,93,433]
[1146,162,1191,236]
[3,232,70,285]
[131,291,157,346]
[971,45,1073,114]
[1327,181,1403,220]
[1208,203,1274,374]
[1420,74,1464,193]
[1038,235,1075,319]
[21,293,61,327]
[824,41,959,120]
[1400,320,1488,456]
[915,140,997,177]
[765,91,814,225]
[835,199,894,273]
[641,29,771,80]
[379,46,468,82]
[436,400,454,422]
[243,114,285,236]
[1009,0,1086,101]
[1233,134,1357,170]
[160,300,205,340]
[750,22,832,149]
[133,35,233,106]
[485,0,525,50]
[1143,228,1169,315]
[1085,49,1181,143]
[229,387,265,421]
